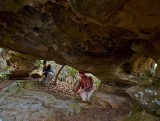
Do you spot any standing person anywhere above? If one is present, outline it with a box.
[40,60,54,86]
[73,71,95,102]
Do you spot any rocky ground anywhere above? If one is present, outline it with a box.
[0,79,131,121]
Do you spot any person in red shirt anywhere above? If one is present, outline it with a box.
[73,71,96,102]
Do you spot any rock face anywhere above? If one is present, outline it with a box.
[0,48,8,70]
[7,51,36,79]
[124,106,160,121]
[0,80,81,121]
[0,0,160,81]
[0,49,36,79]
[127,86,160,116]
[92,92,130,109]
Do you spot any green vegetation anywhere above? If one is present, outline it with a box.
[66,65,79,80]
[0,67,10,81]
[0,71,8,80]
[33,60,41,69]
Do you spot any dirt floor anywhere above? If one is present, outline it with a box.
[52,107,129,121]
[0,79,131,121]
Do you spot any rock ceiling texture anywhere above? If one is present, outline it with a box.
[1,0,160,83]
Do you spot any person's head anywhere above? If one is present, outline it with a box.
[43,60,48,67]
[79,71,86,78]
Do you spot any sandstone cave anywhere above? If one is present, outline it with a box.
[0,0,160,121]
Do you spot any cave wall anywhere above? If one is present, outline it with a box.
[0,48,36,79]
[0,0,160,91]
[1,0,160,80]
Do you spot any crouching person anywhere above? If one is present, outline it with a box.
[40,60,54,86]
[73,71,96,103]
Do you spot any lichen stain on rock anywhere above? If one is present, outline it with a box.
[127,86,160,116]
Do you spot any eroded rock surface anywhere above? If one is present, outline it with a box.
[127,86,160,116]
[0,49,36,79]
[92,92,130,109]
[0,49,8,70]
[7,51,36,79]
[0,80,81,121]
[124,106,160,121]
[1,0,160,82]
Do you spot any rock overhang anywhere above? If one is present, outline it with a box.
[0,0,160,83]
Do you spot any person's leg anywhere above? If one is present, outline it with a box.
[80,91,87,101]
[87,90,94,101]
[44,72,54,85]
[40,77,46,84]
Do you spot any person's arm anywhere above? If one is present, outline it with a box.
[42,68,46,76]
[43,64,54,75]
[73,81,81,94]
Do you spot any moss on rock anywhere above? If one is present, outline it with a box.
[124,108,159,121]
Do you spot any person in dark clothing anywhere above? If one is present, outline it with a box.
[73,71,96,102]
[40,60,54,86]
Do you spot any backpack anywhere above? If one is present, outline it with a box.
[80,76,96,91]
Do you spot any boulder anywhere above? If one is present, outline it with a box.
[127,86,160,116]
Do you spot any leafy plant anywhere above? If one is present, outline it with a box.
[33,60,41,69]
[66,66,79,80]
[0,70,9,81]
